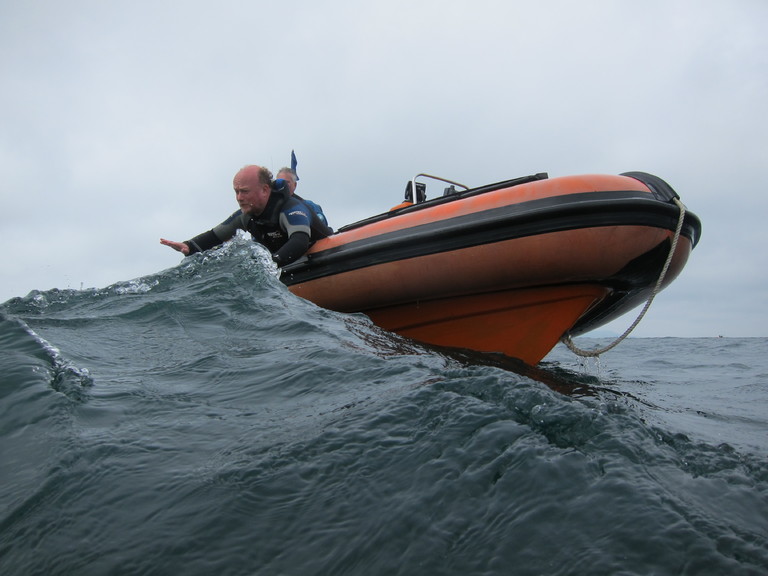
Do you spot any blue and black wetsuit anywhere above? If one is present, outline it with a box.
[184,184,332,265]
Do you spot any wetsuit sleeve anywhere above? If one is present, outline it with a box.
[270,202,313,265]
[272,232,310,265]
[185,230,221,255]
[184,211,244,255]
[280,203,313,239]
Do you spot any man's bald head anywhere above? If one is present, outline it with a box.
[233,165,273,215]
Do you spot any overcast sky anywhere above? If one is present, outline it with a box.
[1,1,766,337]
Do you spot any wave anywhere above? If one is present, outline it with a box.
[1,237,766,575]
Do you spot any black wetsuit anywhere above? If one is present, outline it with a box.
[185,186,332,265]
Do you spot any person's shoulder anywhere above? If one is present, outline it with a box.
[284,195,310,212]
[282,197,312,221]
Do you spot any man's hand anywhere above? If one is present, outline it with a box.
[160,238,190,256]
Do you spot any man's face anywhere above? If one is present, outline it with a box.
[233,168,270,215]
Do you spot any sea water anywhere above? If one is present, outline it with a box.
[1,239,766,575]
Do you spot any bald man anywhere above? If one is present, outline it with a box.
[161,164,331,266]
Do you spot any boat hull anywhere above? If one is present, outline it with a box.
[282,172,701,364]
[366,285,612,366]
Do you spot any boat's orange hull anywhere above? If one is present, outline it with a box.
[366,285,612,366]
[282,172,701,364]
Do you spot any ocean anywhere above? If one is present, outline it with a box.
[1,238,766,575]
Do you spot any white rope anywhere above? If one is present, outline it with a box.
[562,197,687,358]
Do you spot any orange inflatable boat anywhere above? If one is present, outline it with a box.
[281,171,702,365]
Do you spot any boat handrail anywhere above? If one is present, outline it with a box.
[335,172,548,234]
[410,173,470,203]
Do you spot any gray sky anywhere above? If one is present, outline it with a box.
[2,0,766,337]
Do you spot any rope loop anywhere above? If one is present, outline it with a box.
[562,198,686,358]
